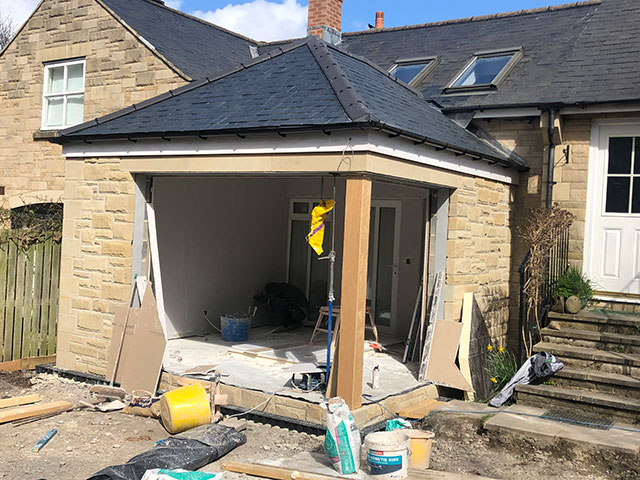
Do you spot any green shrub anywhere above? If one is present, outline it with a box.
[484,345,518,394]
[553,266,593,302]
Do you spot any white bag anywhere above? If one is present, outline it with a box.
[323,397,361,474]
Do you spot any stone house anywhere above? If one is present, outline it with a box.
[2,0,639,419]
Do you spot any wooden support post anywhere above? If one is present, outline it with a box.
[336,176,371,409]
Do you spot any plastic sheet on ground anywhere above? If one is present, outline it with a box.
[87,424,246,480]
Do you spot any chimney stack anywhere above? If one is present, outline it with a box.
[375,11,384,29]
[307,0,343,45]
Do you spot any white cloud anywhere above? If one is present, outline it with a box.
[0,0,39,31]
[191,0,307,42]
[164,0,183,9]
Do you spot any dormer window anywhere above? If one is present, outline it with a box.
[389,56,438,87]
[445,48,523,94]
[42,59,86,130]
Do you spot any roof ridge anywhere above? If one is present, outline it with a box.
[305,36,377,122]
[342,0,601,37]
[136,0,259,46]
[61,39,310,136]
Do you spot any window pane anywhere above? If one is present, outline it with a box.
[635,138,640,174]
[47,66,65,93]
[65,94,84,125]
[390,63,429,84]
[608,137,632,174]
[45,97,64,127]
[454,55,512,87]
[66,63,84,91]
[293,202,309,214]
[374,207,396,327]
[605,177,630,213]
[288,220,309,293]
[633,178,640,214]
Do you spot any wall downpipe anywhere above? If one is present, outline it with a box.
[545,109,556,207]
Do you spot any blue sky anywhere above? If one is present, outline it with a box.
[5,0,572,41]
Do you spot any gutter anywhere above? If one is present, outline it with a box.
[545,109,557,207]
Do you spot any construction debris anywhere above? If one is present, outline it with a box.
[32,428,58,453]
[0,400,73,424]
[0,393,40,409]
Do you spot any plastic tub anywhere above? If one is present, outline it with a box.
[220,314,251,342]
[407,430,435,470]
[159,384,211,434]
[364,430,410,479]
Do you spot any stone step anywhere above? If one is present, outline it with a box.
[516,384,640,423]
[533,342,640,376]
[541,327,640,354]
[548,310,640,336]
[550,366,640,399]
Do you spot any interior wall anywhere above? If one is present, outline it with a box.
[154,177,289,338]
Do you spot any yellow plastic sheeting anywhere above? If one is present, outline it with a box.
[307,200,335,255]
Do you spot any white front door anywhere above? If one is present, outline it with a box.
[586,123,640,294]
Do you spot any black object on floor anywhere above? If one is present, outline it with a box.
[544,407,613,430]
[87,423,246,480]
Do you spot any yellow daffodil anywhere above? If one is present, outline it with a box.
[491,377,497,383]
[499,347,504,352]
[487,345,493,351]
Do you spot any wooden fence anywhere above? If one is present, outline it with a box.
[0,238,61,362]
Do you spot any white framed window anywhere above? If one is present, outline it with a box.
[445,48,523,94]
[41,59,85,130]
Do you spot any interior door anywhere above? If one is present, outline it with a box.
[367,201,401,334]
[587,126,640,294]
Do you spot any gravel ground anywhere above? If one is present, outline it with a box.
[0,371,638,479]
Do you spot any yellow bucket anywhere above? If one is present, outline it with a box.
[159,384,211,434]
[407,430,435,470]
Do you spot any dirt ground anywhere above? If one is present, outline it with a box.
[0,371,638,480]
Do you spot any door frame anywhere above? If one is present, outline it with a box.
[584,119,640,295]
[369,199,402,335]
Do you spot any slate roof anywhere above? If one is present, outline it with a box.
[99,0,256,79]
[57,37,522,169]
[340,0,640,110]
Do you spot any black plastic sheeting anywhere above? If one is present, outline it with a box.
[87,423,246,480]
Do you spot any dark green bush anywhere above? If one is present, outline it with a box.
[553,266,593,302]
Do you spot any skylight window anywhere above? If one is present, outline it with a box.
[446,48,523,93]
[389,57,438,87]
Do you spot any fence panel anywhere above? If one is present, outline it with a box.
[0,237,61,362]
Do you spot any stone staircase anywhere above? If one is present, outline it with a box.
[515,309,640,424]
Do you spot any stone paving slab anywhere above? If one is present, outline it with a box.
[484,404,640,454]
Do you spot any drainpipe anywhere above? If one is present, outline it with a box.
[545,109,556,207]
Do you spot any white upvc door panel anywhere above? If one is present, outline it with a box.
[586,124,640,294]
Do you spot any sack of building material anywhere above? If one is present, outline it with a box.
[489,352,564,408]
[142,469,223,480]
[324,397,361,474]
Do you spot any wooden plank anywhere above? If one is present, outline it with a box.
[21,243,35,358]
[39,240,52,356]
[31,243,44,357]
[0,359,22,372]
[47,241,61,355]
[21,355,56,370]
[0,401,72,424]
[3,242,18,362]
[222,461,341,480]
[397,398,444,419]
[336,177,371,410]
[418,195,431,358]
[146,203,167,336]
[418,271,443,382]
[0,243,8,363]
[0,394,40,409]
[12,248,26,360]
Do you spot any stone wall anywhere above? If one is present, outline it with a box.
[57,156,135,374]
[444,175,515,347]
[0,0,185,207]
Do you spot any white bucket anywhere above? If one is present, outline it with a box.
[364,430,411,479]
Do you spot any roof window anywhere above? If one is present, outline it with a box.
[389,56,438,87]
[445,48,523,93]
